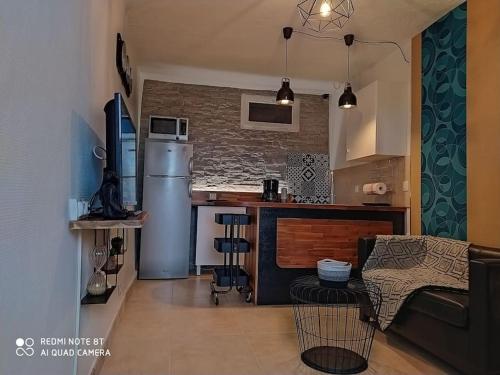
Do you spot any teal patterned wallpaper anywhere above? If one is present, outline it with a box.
[421,3,467,240]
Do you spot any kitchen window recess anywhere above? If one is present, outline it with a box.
[241,94,300,132]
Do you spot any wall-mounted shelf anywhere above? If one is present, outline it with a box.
[105,263,123,275]
[71,212,148,305]
[81,286,116,305]
[69,211,148,230]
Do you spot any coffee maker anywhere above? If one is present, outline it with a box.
[262,179,279,202]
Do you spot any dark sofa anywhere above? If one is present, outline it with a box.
[358,237,500,375]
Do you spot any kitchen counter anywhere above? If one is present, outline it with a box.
[192,199,407,212]
[191,190,406,305]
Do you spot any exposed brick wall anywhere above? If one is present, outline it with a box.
[138,80,329,202]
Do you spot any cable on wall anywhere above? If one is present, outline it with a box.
[292,30,410,64]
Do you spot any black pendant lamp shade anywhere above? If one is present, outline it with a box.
[339,83,357,108]
[277,78,294,105]
[277,27,295,105]
[339,34,357,109]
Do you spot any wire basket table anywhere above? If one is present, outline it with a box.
[290,276,381,374]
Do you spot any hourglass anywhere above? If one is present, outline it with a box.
[86,245,108,296]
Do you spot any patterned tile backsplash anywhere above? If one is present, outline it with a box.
[287,153,331,203]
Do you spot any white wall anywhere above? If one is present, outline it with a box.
[138,64,337,94]
[0,1,137,374]
[355,44,412,179]
[355,41,411,88]
[136,64,339,163]
[77,2,139,375]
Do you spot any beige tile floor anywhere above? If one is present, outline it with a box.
[100,276,458,375]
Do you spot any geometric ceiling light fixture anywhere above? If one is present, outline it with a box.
[338,34,357,109]
[297,0,354,33]
[276,27,295,105]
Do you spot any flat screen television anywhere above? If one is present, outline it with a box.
[104,93,137,207]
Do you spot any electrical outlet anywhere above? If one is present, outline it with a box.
[402,180,409,192]
[354,185,360,193]
[77,200,89,217]
[68,199,78,220]
[69,199,89,220]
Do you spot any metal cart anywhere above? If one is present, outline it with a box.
[210,213,252,305]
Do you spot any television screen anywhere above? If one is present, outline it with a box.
[104,93,137,207]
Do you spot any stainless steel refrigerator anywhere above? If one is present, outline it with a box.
[139,139,193,279]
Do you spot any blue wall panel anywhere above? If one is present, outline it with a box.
[421,3,467,240]
[70,112,104,200]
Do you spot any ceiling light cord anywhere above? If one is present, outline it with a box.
[347,45,350,82]
[276,27,295,105]
[354,38,410,64]
[291,30,409,64]
[285,39,288,76]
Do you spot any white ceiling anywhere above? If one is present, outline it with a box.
[125,0,464,81]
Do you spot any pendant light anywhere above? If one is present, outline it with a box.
[276,27,295,105]
[297,0,355,33]
[338,34,357,109]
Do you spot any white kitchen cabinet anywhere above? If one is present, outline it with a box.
[345,81,408,162]
[195,206,246,275]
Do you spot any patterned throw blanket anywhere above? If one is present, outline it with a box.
[362,235,470,331]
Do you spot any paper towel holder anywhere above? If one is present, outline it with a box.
[362,182,392,195]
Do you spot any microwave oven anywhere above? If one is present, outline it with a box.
[149,116,189,141]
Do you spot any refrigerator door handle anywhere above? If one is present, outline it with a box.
[188,157,193,175]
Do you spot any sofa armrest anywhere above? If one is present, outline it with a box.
[357,237,377,271]
[469,258,500,373]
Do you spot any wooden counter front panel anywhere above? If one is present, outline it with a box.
[276,218,393,268]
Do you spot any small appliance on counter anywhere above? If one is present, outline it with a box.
[262,179,279,202]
